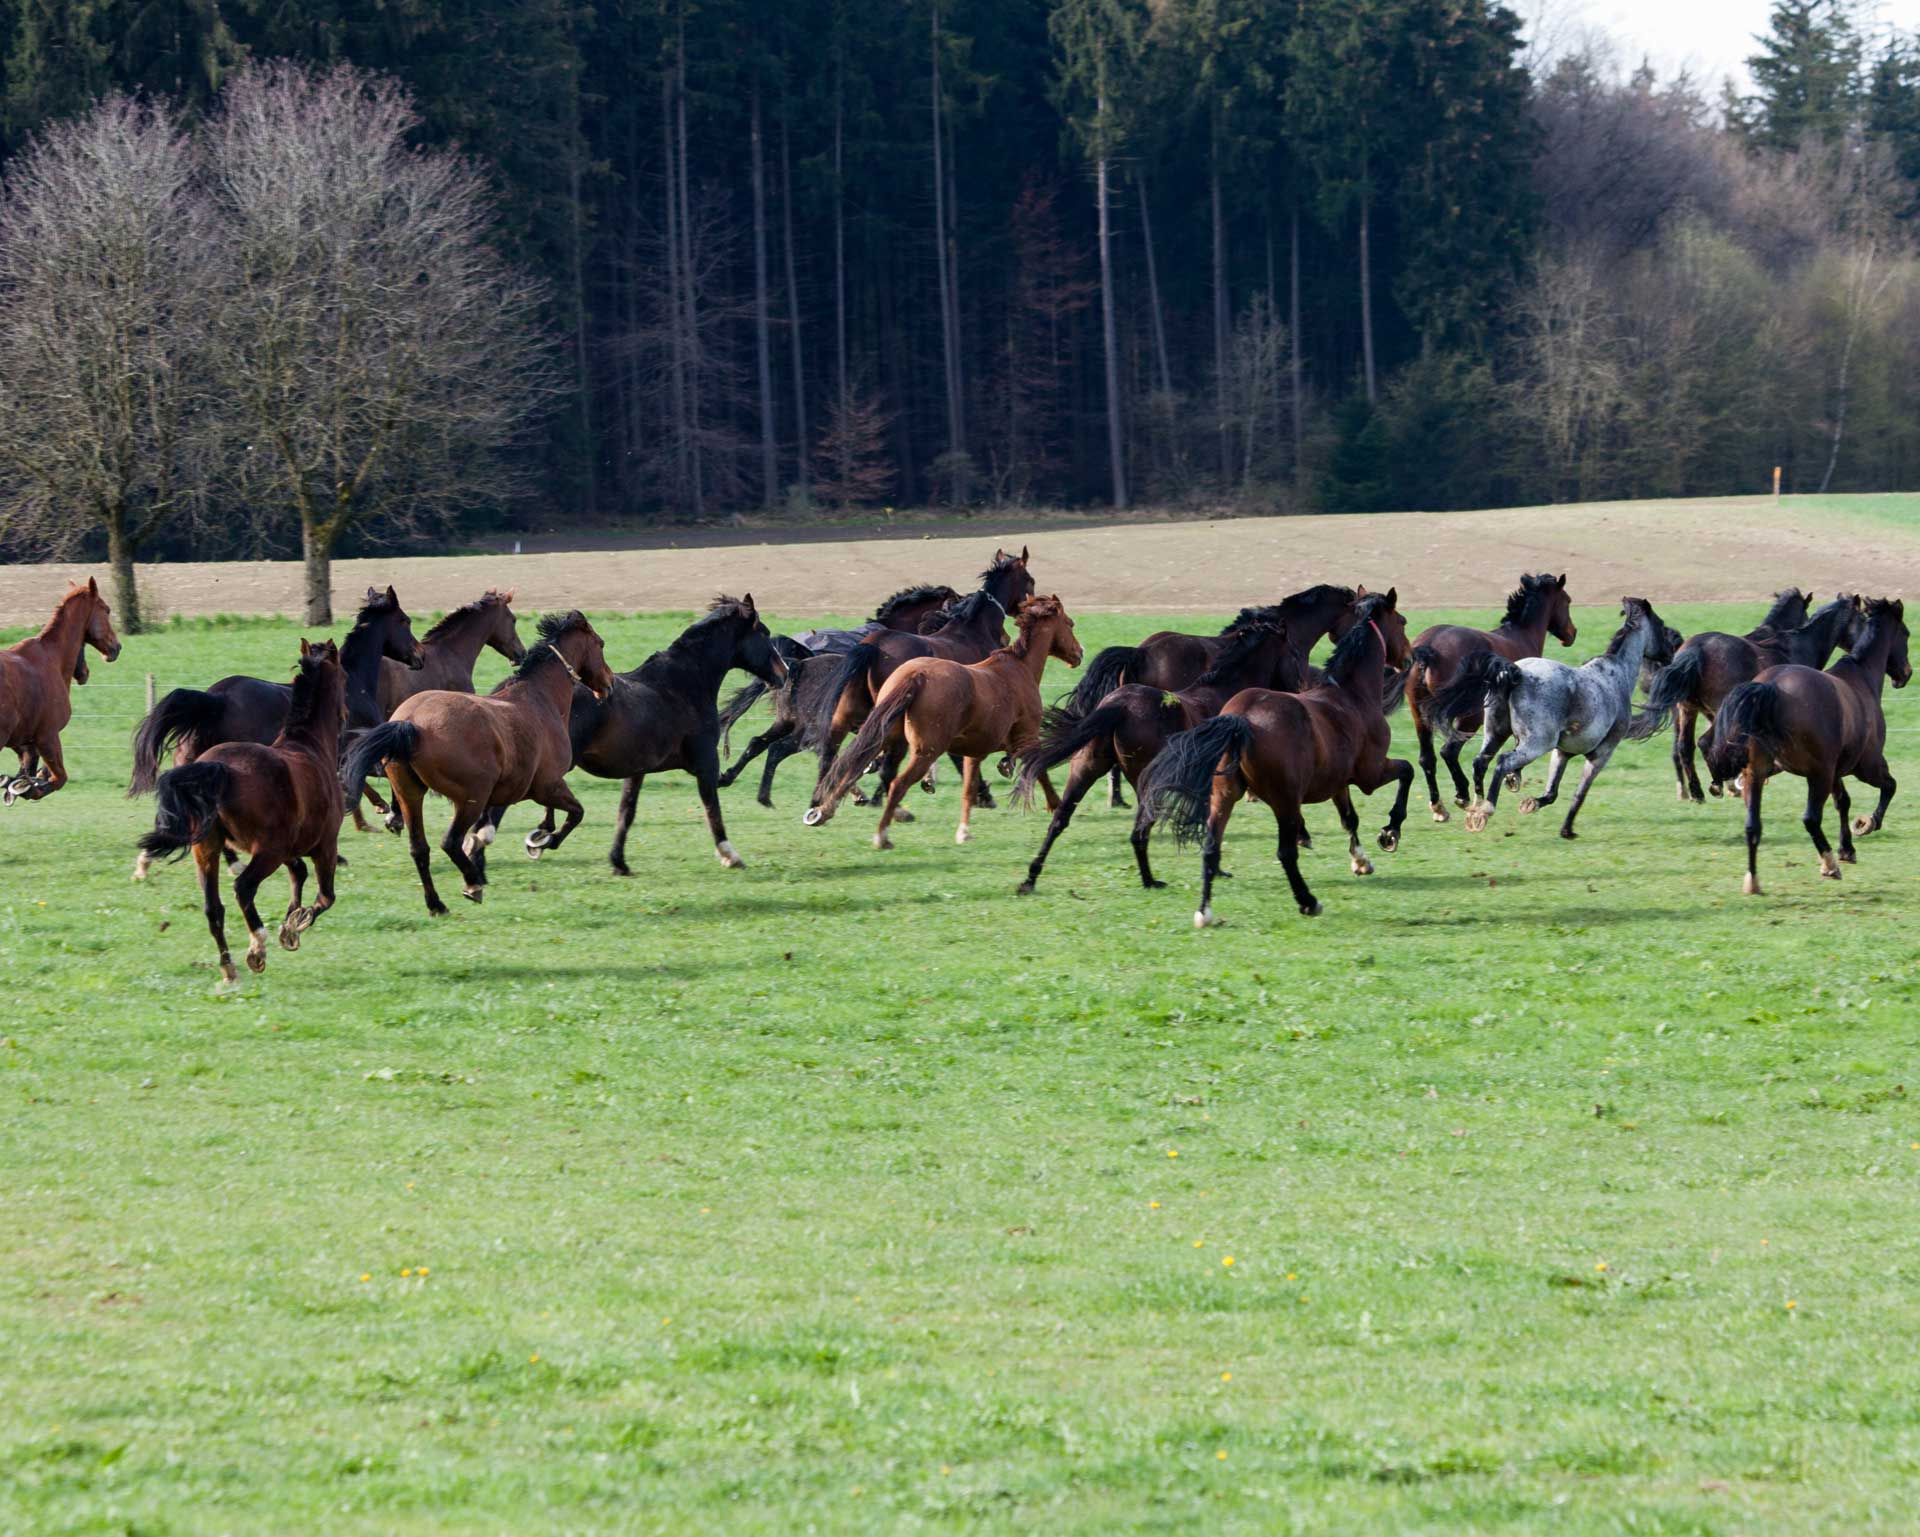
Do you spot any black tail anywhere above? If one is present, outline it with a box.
[1705,681,1782,781]
[137,761,233,861]
[1062,645,1138,718]
[1640,645,1704,736]
[128,688,227,795]
[1381,665,1410,717]
[817,672,921,806]
[1013,700,1130,808]
[1136,713,1256,848]
[718,680,770,753]
[341,720,423,803]
[1423,650,1522,730]
[811,641,879,780]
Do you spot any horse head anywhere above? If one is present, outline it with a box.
[1016,594,1082,668]
[364,585,425,669]
[82,577,122,663]
[728,594,788,687]
[486,588,527,663]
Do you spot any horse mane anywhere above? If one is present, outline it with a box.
[1007,597,1063,657]
[1604,601,1649,656]
[284,647,341,730]
[871,582,957,625]
[514,610,592,677]
[35,582,95,640]
[930,589,999,631]
[1757,587,1807,631]
[1501,573,1560,627]
[1322,593,1394,684]
[1282,583,1357,614]
[1219,604,1285,636]
[1197,621,1284,685]
[422,589,510,642]
[1850,597,1902,659]
[350,588,399,630]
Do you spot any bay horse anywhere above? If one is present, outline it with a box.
[811,548,1036,807]
[1136,589,1414,928]
[130,586,423,795]
[805,595,1083,848]
[513,596,789,873]
[1405,573,1577,821]
[1428,598,1676,838]
[136,640,346,983]
[1645,590,1863,803]
[0,578,122,804]
[356,588,528,829]
[1012,619,1308,894]
[1706,596,1909,894]
[341,612,614,915]
[1063,584,1364,809]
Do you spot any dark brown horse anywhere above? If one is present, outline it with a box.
[0,578,122,804]
[1706,596,1909,894]
[137,640,347,982]
[1405,573,1577,821]
[811,549,1036,806]
[1138,589,1415,927]
[1012,619,1309,893]
[341,613,614,915]
[872,582,964,634]
[1061,584,1364,809]
[1645,589,1863,803]
[806,596,1083,848]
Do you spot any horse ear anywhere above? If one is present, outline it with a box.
[742,592,756,612]
[1020,545,1029,563]
[299,638,312,657]
[1557,573,1568,588]
[1386,587,1398,607]
[386,585,398,603]
[88,576,99,596]
[1356,583,1369,597]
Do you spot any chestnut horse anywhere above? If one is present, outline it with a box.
[805,595,1083,848]
[1405,573,1577,821]
[1706,596,1910,894]
[1645,589,1862,803]
[1062,584,1363,809]
[341,612,614,914]
[0,578,122,803]
[1012,619,1309,893]
[1138,590,1415,928]
[137,640,346,982]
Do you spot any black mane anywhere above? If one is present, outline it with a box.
[1757,587,1808,631]
[929,589,999,631]
[1604,601,1648,656]
[1322,593,1394,684]
[1501,573,1560,627]
[1197,621,1284,686]
[423,590,509,642]
[285,647,340,730]
[514,610,591,677]
[871,583,958,625]
[1219,604,1285,636]
[349,589,399,631]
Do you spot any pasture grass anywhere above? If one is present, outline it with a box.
[3,600,1918,1535]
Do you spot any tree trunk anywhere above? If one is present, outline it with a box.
[662,49,690,513]
[1211,149,1230,474]
[105,505,143,635]
[751,85,777,508]
[1137,176,1173,397]
[1358,156,1377,406]
[833,62,848,415]
[301,512,331,626]
[1095,123,1127,510]
[567,55,595,517]
[1290,201,1304,473]
[781,117,809,496]
[677,12,704,516]
[930,3,967,501]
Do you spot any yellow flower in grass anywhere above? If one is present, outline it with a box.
[1216,1450,1228,1461]
[1222,1256,1235,1268]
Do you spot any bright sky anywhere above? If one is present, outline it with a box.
[1518,0,1920,94]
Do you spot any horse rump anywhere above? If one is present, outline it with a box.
[1013,700,1129,808]
[1421,650,1523,731]
[341,720,424,803]
[816,672,923,807]
[1136,713,1256,848]
[139,761,233,861]
[1704,681,1782,781]
[128,687,227,795]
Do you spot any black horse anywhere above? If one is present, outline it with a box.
[717,636,842,807]
[128,587,423,878]
[514,596,789,873]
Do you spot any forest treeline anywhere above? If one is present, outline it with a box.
[2,0,1919,568]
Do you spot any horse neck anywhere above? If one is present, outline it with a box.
[339,618,394,695]
[1494,608,1550,654]
[429,612,492,672]
[1217,636,1290,693]
[282,683,346,759]
[674,620,740,694]
[1283,600,1341,652]
[1838,623,1895,698]
[1006,624,1059,684]
[510,654,584,715]
[1326,632,1387,710]
[1792,606,1852,666]
[35,595,90,674]
[1607,621,1651,682]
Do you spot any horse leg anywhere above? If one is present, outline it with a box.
[1802,774,1840,880]
[1463,725,1509,829]
[693,746,744,867]
[440,802,490,903]
[1852,756,1896,837]
[955,757,982,845]
[1439,730,1473,809]
[1416,717,1449,822]
[758,736,799,808]
[1553,740,1618,840]
[1018,755,1102,894]
[604,775,643,874]
[1673,704,1706,803]
[1194,775,1247,928]
[1108,765,1130,810]
[718,724,779,789]
[1833,780,1856,863]
[969,751,998,810]
[1332,788,1372,876]
[535,781,589,866]
[1273,806,1320,919]
[305,839,340,931]
[1703,720,1724,797]
[1466,738,1540,832]
[873,747,937,850]
[278,856,309,950]
[21,736,65,800]
[1520,749,1572,815]
[1742,762,1765,895]
[521,805,560,857]
[391,762,448,917]
[194,840,238,983]
[230,852,284,974]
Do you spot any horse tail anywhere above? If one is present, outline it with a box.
[811,642,879,777]
[1404,645,1442,723]
[138,761,233,861]
[1422,650,1521,731]
[1381,665,1410,717]
[718,680,769,753]
[1705,682,1782,781]
[1062,645,1138,719]
[818,671,920,807]
[1137,713,1256,849]
[128,687,226,795]
[1014,701,1128,809]
[1639,644,1703,737]
[341,720,422,804]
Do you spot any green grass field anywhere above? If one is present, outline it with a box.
[4,601,1918,1535]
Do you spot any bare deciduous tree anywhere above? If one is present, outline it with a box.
[0,96,213,631]
[207,62,556,624]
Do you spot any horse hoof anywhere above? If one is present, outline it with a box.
[609,861,632,877]
[895,807,916,824]
[716,840,744,868]
[1852,816,1874,836]
[278,924,300,952]
[1519,797,1541,815]
[873,833,892,851]
[955,826,971,845]
[524,843,543,860]
[1378,829,1399,853]
[525,827,553,850]
[1819,854,1841,880]
[1296,832,1312,849]
[428,901,449,917]
[1429,803,1449,824]
[131,854,150,882]
[383,812,403,834]
[919,779,938,795]
[1144,878,1167,890]
[463,886,484,903]
[1504,773,1523,792]
[1110,795,1131,810]
[1453,794,1470,809]
[0,784,15,807]
[1464,807,1489,833]
[803,807,826,827]
[1300,901,1323,918]
[1559,826,1579,841]
[1838,848,1857,864]
[1194,907,1217,928]
[246,941,268,975]
[1708,782,1724,798]
[1742,872,1761,896]
[756,796,774,810]
[1351,857,1374,876]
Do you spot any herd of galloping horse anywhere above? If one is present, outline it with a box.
[0,550,1908,980]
